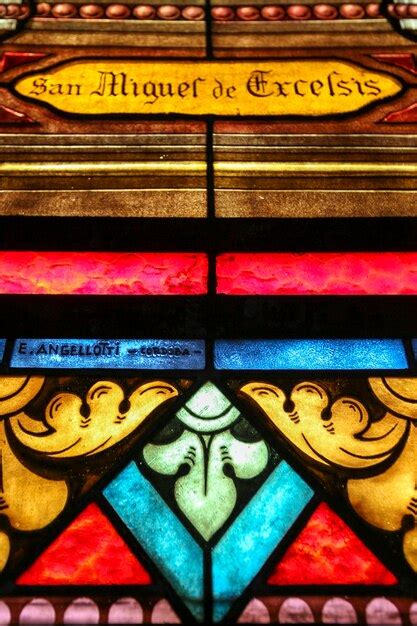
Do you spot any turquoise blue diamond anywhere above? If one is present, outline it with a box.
[104,462,205,621]
[104,459,313,622]
[212,461,313,621]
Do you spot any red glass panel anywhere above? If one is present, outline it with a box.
[0,252,208,295]
[268,503,397,585]
[0,52,47,74]
[217,252,417,295]
[17,503,151,585]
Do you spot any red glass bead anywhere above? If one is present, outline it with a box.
[287,4,312,19]
[105,4,131,18]
[79,4,105,18]
[51,3,78,17]
[313,4,338,19]
[182,5,205,19]
[340,3,366,18]
[261,5,285,19]
[236,6,260,20]
[157,5,181,19]
[211,6,235,20]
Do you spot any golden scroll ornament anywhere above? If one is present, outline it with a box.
[0,376,178,572]
[13,59,402,117]
[241,377,417,573]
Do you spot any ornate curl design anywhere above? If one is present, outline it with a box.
[143,381,269,540]
[241,377,417,572]
[0,376,178,572]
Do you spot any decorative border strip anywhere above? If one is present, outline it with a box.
[211,3,416,20]
[238,596,417,624]
[1,595,416,623]
[25,2,416,21]
[28,2,393,20]
[0,338,413,370]
[0,597,181,624]
[34,3,205,19]
[0,2,29,20]
[212,3,383,20]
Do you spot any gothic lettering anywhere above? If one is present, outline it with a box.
[17,60,401,117]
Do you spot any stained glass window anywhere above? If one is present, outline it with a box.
[1,2,417,624]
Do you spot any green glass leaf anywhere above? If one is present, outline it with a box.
[143,382,269,540]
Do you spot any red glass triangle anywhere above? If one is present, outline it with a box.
[17,503,151,585]
[372,53,417,76]
[0,105,34,124]
[268,502,397,585]
[383,102,417,124]
[0,52,47,74]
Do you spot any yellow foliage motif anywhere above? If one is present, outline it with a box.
[241,381,407,469]
[241,377,417,572]
[0,376,178,572]
[10,381,177,458]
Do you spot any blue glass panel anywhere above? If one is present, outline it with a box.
[104,462,204,621]
[11,339,205,369]
[0,340,5,363]
[212,461,313,621]
[214,339,407,370]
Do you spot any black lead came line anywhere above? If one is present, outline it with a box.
[204,0,217,376]
[205,0,214,62]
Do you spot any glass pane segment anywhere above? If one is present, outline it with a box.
[17,503,152,585]
[104,462,205,622]
[0,252,208,295]
[217,252,417,295]
[142,381,276,540]
[212,462,313,621]
[268,503,397,586]
[214,339,408,370]
[11,339,205,369]
[0,125,208,218]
